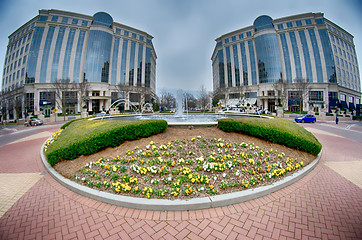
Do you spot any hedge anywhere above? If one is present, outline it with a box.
[218,118,322,156]
[46,119,168,166]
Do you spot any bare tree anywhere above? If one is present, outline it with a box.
[291,78,311,113]
[184,92,196,109]
[77,78,90,111]
[198,85,210,111]
[52,79,76,120]
[159,91,176,110]
[272,78,288,109]
[117,84,154,111]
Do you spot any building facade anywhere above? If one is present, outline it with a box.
[212,13,361,114]
[1,9,156,121]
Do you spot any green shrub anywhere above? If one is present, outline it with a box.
[46,119,167,165]
[218,118,321,156]
[326,113,334,116]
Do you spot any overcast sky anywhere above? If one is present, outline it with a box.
[0,0,361,93]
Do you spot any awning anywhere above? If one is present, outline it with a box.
[329,99,339,108]
[340,101,348,109]
[349,102,356,110]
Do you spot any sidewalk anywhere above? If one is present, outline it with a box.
[0,123,361,239]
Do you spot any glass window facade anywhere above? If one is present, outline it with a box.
[255,33,282,83]
[289,32,302,79]
[145,47,152,87]
[319,29,336,83]
[73,30,86,82]
[137,44,143,86]
[51,27,65,82]
[26,27,45,83]
[111,38,120,85]
[225,46,232,87]
[84,30,112,82]
[39,26,55,83]
[232,44,240,86]
[217,50,225,88]
[120,39,128,85]
[62,28,76,81]
[248,41,257,85]
[280,33,292,82]
[298,30,313,82]
[129,41,136,85]
[240,42,248,85]
[308,29,323,82]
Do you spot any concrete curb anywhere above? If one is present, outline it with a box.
[41,142,321,211]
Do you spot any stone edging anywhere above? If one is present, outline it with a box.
[41,142,321,211]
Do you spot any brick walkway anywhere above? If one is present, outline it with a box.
[0,123,361,239]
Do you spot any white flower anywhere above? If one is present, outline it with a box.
[131,164,140,173]
[203,162,214,172]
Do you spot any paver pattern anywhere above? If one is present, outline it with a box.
[0,122,361,239]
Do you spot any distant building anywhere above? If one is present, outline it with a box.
[212,13,361,114]
[1,9,156,121]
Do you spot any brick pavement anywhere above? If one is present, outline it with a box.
[0,124,361,239]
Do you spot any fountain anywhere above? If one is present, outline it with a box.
[95,90,269,125]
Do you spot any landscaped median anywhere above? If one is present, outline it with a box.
[41,116,322,210]
[44,118,168,166]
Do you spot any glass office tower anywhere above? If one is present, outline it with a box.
[1,9,156,121]
[212,13,361,114]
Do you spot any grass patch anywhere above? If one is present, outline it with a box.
[218,118,321,156]
[45,118,167,166]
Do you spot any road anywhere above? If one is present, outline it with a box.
[0,121,361,239]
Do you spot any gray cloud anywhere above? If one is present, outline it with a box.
[1,0,361,93]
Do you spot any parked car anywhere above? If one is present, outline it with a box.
[295,114,316,123]
[24,118,43,126]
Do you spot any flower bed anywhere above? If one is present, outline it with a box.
[71,136,305,199]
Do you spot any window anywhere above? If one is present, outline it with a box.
[315,19,325,25]
[296,20,302,26]
[72,19,78,25]
[146,39,152,44]
[277,24,283,30]
[286,22,293,28]
[51,16,58,22]
[132,33,137,39]
[328,92,338,100]
[62,17,68,23]
[305,19,312,25]
[38,16,48,22]
[124,31,129,36]
[224,39,229,44]
[81,20,88,27]
[340,94,346,101]
[309,91,324,101]
[231,36,236,41]
[139,35,144,41]
[115,28,121,34]
[246,32,251,37]
[239,34,244,39]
